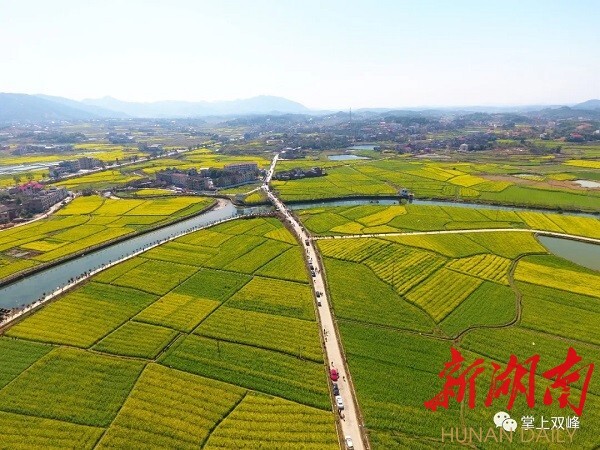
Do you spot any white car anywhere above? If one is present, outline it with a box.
[335,395,344,410]
[344,436,354,450]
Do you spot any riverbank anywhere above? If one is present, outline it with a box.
[0,209,275,329]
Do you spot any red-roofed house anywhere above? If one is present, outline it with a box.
[18,181,44,196]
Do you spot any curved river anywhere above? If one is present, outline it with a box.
[0,200,270,309]
[1,197,598,311]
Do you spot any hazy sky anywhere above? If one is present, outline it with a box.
[1,0,599,109]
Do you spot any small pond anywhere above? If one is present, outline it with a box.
[328,154,371,161]
[538,236,600,272]
[574,180,600,188]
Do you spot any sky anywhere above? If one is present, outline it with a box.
[1,0,599,109]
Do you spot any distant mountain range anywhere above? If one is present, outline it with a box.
[80,95,309,117]
[0,93,309,123]
[0,93,100,123]
[572,99,600,110]
[0,92,598,123]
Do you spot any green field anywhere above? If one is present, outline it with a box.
[6,282,158,347]
[92,321,178,358]
[319,230,600,448]
[274,157,600,212]
[0,347,145,427]
[0,216,337,448]
[0,194,214,282]
[298,203,600,238]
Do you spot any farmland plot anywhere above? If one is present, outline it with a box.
[160,335,330,410]
[226,276,314,320]
[0,338,52,389]
[134,293,220,332]
[255,247,309,283]
[515,258,600,298]
[405,268,482,322]
[143,241,218,266]
[464,231,546,258]
[5,283,157,347]
[93,321,178,359]
[0,411,103,450]
[109,259,198,295]
[173,268,251,302]
[97,364,245,450]
[445,253,511,284]
[196,307,323,362]
[318,237,390,262]
[323,257,433,331]
[384,233,488,257]
[362,243,446,294]
[0,348,145,427]
[518,282,600,345]
[223,239,291,274]
[205,392,338,450]
[439,282,515,336]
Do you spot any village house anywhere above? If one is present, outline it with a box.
[156,163,260,191]
[49,156,103,178]
[1,182,69,220]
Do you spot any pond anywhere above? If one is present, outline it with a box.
[574,180,600,188]
[538,236,600,272]
[328,154,371,161]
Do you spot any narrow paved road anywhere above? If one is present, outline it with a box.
[264,154,365,450]
[313,227,600,245]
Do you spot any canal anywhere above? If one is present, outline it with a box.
[1,196,598,311]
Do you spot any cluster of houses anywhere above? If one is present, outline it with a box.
[156,162,260,191]
[272,166,325,181]
[280,147,307,159]
[0,181,69,224]
[49,157,104,178]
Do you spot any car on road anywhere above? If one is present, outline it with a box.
[332,382,339,395]
[335,395,344,410]
[330,368,339,381]
[344,436,354,449]
[316,291,321,297]
[304,239,310,246]
[309,264,314,270]
[311,270,316,277]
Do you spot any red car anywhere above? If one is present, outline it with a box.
[330,368,339,381]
